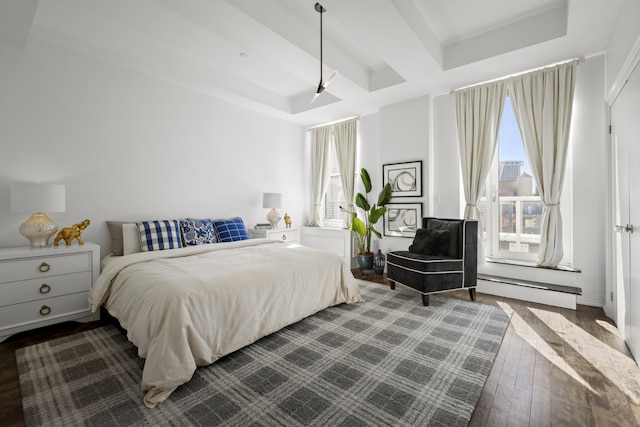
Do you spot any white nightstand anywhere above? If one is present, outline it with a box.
[248,227,300,244]
[0,242,100,342]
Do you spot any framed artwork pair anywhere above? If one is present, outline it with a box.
[382,161,423,238]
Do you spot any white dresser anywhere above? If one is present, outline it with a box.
[0,242,100,342]
[248,227,300,244]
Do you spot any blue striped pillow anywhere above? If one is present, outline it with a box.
[212,217,248,242]
[138,220,183,251]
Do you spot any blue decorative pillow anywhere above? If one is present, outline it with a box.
[179,219,217,246]
[138,220,183,251]
[212,217,248,242]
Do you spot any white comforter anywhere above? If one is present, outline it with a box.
[89,239,362,408]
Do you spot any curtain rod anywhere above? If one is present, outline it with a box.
[306,115,360,132]
[449,56,585,95]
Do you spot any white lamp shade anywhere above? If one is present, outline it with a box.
[11,183,66,213]
[262,193,282,209]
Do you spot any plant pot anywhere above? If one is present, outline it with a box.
[356,253,374,272]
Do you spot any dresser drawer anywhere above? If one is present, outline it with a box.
[0,272,92,307]
[0,253,91,283]
[0,292,90,330]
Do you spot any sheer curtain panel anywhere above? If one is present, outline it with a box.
[332,118,357,227]
[508,60,577,267]
[307,126,332,226]
[455,80,507,259]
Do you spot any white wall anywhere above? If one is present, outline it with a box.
[570,55,607,306]
[0,40,306,256]
[431,94,461,218]
[359,95,430,254]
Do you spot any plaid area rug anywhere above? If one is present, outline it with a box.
[17,281,510,426]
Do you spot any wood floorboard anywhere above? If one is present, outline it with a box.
[515,337,536,392]
[469,377,497,426]
[2,288,640,427]
[532,348,552,391]
[530,384,551,427]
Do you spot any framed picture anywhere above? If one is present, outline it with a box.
[384,203,422,238]
[383,161,422,197]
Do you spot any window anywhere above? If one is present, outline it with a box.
[478,96,572,264]
[323,142,346,227]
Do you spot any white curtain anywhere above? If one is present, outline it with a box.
[455,80,507,259]
[332,118,357,227]
[307,126,332,226]
[508,60,577,267]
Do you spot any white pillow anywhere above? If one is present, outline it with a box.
[123,222,142,255]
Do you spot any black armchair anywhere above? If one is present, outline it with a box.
[387,217,478,306]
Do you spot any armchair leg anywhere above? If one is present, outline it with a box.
[469,288,476,301]
[421,294,430,306]
[389,280,395,290]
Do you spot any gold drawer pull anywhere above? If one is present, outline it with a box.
[39,305,51,316]
[39,262,50,273]
[282,235,287,241]
[39,283,51,294]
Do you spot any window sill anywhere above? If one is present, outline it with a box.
[485,257,581,273]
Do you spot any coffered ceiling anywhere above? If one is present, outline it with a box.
[1,0,623,125]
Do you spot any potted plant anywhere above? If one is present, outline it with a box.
[343,168,392,271]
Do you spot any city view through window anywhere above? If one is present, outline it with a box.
[480,96,544,260]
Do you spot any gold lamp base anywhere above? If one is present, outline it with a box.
[19,213,58,248]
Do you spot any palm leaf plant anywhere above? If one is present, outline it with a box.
[343,168,392,255]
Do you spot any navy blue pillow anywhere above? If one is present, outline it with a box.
[212,217,248,242]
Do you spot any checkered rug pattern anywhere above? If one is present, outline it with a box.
[16,281,510,426]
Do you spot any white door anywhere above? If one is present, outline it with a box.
[611,62,640,362]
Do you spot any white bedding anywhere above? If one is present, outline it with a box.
[89,238,362,408]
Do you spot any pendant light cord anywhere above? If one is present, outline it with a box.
[319,4,323,83]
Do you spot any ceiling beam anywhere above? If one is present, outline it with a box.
[322,0,443,83]
[443,2,568,70]
[0,0,39,48]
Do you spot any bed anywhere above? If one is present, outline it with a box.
[89,237,362,408]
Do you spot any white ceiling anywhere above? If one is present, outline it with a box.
[1,0,623,126]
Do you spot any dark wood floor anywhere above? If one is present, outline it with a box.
[446,288,640,426]
[2,289,640,427]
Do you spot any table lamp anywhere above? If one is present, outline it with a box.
[262,193,283,229]
[11,183,66,248]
